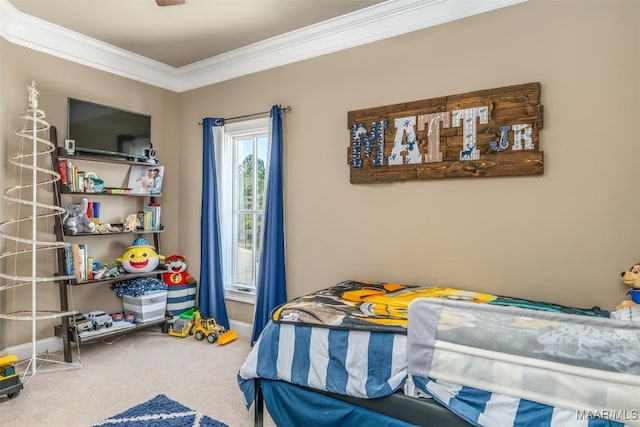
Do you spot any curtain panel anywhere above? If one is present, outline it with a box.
[199,118,230,329]
[251,105,288,344]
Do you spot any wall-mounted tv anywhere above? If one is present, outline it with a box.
[67,98,152,161]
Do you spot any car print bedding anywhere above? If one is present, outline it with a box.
[238,280,632,427]
[270,279,604,333]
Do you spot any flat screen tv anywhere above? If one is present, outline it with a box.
[67,98,152,161]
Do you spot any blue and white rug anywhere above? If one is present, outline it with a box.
[93,394,228,427]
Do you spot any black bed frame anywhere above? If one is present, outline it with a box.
[253,379,473,427]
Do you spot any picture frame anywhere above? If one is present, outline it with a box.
[128,165,164,195]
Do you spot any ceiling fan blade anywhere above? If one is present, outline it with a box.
[156,0,186,6]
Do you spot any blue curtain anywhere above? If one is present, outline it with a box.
[198,118,230,329]
[251,105,288,344]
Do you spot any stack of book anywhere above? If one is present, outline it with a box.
[58,159,84,192]
[63,243,90,283]
[141,203,161,231]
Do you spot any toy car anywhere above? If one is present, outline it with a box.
[0,355,23,399]
[85,311,113,330]
[70,312,93,333]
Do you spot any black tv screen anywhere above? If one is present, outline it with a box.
[67,98,151,160]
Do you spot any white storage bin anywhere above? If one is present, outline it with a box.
[122,290,168,323]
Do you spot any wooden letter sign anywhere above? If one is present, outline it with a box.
[347,82,543,183]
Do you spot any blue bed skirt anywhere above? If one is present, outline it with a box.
[261,379,419,427]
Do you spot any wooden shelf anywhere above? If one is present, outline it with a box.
[55,315,170,344]
[60,189,162,198]
[64,269,166,286]
[63,227,165,238]
[57,149,158,166]
[52,132,166,363]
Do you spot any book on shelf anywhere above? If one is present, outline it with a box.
[58,159,68,187]
[56,159,90,192]
[63,244,73,276]
[65,243,90,282]
[142,203,161,231]
[78,244,87,282]
[77,171,85,192]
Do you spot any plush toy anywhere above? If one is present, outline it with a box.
[63,198,96,234]
[621,263,640,290]
[116,238,165,274]
[616,263,640,310]
[123,213,141,232]
[163,254,196,285]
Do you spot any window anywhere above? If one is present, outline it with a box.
[220,118,269,303]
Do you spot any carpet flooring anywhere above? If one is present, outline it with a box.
[0,329,274,426]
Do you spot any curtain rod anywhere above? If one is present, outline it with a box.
[198,105,292,125]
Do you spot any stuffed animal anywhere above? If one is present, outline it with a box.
[616,300,637,310]
[163,254,196,285]
[116,237,165,274]
[616,262,640,310]
[123,213,141,232]
[621,263,640,290]
[62,198,96,234]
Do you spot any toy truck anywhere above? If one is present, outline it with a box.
[193,310,238,344]
[0,355,23,399]
[168,318,194,338]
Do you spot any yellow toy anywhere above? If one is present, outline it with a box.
[0,354,23,399]
[116,238,165,274]
[193,310,238,345]
[168,318,194,338]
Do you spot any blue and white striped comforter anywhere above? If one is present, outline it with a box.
[238,320,407,408]
[237,322,633,427]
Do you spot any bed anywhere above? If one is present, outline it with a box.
[238,280,640,427]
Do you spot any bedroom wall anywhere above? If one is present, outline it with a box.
[0,37,8,339]
[0,44,182,349]
[180,0,640,324]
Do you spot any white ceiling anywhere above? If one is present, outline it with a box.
[0,0,527,92]
[7,0,386,68]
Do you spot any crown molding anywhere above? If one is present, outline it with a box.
[0,0,526,93]
[0,0,181,91]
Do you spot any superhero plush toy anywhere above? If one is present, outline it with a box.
[163,254,196,285]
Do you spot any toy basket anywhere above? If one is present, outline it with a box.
[166,283,197,316]
[122,290,167,323]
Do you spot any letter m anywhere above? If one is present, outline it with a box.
[350,120,387,168]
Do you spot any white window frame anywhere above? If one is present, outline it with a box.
[219,117,270,304]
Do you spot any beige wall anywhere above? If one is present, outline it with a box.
[2,0,639,345]
[0,38,7,332]
[0,44,181,348]
[180,0,640,323]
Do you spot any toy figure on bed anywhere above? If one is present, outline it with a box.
[613,263,640,321]
[162,254,196,285]
[621,262,640,290]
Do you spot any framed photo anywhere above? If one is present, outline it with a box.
[128,165,164,195]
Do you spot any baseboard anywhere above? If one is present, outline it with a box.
[1,336,63,361]
[229,319,252,339]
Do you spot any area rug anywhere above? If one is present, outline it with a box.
[93,394,228,427]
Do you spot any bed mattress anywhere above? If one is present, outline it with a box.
[239,280,629,427]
